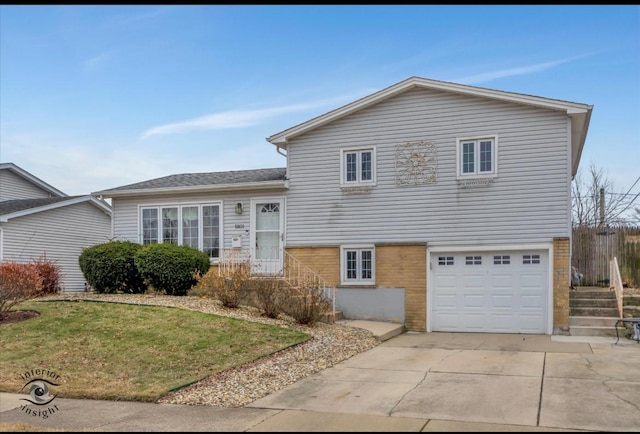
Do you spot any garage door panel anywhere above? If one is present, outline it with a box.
[462,313,488,331]
[463,294,485,308]
[492,274,513,288]
[521,295,543,308]
[521,274,546,288]
[491,294,513,308]
[435,294,457,308]
[433,312,462,330]
[431,250,548,334]
[462,275,486,288]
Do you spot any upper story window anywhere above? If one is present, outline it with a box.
[341,245,375,285]
[341,147,376,187]
[457,136,498,179]
[141,203,221,260]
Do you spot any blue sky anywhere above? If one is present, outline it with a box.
[1,5,638,220]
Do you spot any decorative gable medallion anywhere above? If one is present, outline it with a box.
[395,141,437,185]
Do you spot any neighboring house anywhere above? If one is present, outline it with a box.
[95,76,593,335]
[0,163,113,292]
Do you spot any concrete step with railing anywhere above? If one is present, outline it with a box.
[569,286,621,336]
[569,315,625,337]
[569,307,619,317]
[569,298,618,308]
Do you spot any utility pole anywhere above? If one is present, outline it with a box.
[599,187,605,227]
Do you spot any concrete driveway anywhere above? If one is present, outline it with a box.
[2,330,639,432]
[247,332,640,432]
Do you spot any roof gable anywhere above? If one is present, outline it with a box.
[266,76,592,176]
[0,195,112,222]
[0,162,67,198]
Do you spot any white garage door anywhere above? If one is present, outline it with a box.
[431,250,548,334]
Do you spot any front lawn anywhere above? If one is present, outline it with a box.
[0,299,309,402]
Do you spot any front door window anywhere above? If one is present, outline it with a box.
[254,201,282,275]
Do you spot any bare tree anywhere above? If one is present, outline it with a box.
[572,163,630,227]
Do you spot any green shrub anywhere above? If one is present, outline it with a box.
[78,241,147,294]
[0,261,42,319]
[135,243,210,296]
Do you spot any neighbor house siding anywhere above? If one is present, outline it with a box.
[111,189,287,252]
[1,202,112,292]
[0,170,57,201]
[284,87,571,247]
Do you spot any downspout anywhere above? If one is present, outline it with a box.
[276,144,287,158]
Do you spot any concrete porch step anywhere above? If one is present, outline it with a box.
[320,310,344,324]
[337,319,405,342]
[569,316,622,327]
[569,325,623,338]
[570,298,618,308]
[570,291,617,300]
[570,307,619,317]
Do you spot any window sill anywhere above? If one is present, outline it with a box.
[338,283,376,288]
[340,185,374,195]
[456,176,495,188]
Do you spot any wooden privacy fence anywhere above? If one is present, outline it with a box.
[572,225,640,288]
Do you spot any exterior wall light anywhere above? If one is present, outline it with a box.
[235,202,243,215]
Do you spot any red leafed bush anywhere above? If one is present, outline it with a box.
[0,261,42,320]
[32,257,63,295]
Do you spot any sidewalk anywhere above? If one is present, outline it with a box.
[2,322,639,432]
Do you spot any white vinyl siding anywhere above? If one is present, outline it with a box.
[0,202,112,292]
[110,189,286,253]
[283,87,571,247]
[0,170,57,201]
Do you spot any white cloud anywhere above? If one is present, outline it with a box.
[452,54,593,85]
[139,93,365,140]
[82,51,114,73]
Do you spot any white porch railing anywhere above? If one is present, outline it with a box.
[283,250,336,317]
[218,248,336,317]
[610,256,624,318]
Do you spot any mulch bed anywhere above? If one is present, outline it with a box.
[0,310,40,325]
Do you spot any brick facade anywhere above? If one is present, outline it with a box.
[376,244,427,332]
[553,237,571,334]
[286,244,427,332]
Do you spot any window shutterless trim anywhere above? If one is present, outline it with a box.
[139,202,223,259]
[456,135,498,179]
[340,146,377,187]
[340,244,375,286]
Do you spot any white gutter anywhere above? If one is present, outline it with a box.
[95,180,289,199]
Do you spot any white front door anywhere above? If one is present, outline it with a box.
[251,199,284,275]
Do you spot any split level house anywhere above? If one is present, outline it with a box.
[0,162,113,292]
[93,76,593,335]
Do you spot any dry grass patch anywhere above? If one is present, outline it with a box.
[0,300,308,402]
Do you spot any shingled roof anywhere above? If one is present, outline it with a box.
[94,167,288,197]
[0,195,112,222]
[0,197,80,215]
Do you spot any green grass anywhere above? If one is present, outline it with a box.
[0,300,309,402]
